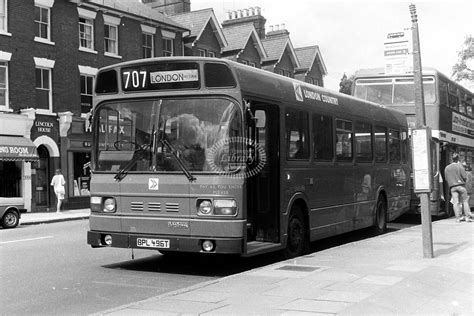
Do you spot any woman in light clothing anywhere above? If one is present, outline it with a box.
[50,169,65,213]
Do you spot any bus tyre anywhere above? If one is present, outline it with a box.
[373,196,387,235]
[2,209,20,228]
[284,207,308,259]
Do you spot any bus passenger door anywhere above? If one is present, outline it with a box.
[246,103,280,244]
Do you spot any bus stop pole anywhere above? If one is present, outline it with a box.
[410,4,434,258]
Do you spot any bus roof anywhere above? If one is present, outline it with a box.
[95,57,408,128]
[353,67,442,78]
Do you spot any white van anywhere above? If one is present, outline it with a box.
[0,200,25,228]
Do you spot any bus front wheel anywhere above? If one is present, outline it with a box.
[284,207,308,258]
[373,195,387,235]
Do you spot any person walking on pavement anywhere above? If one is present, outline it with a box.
[444,153,473,222]
[50,168,65,213]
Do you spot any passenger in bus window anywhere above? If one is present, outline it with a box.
[444,153,473,222]
[294,140,307,159]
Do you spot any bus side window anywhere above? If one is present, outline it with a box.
[313,114,334,161]
[401,130,408,163]
[438,79,448,108]
[335,119,353,161]
[374,126,387,163]
[354,121,373,162]
[286,110,309,160]
[389,129,401,163]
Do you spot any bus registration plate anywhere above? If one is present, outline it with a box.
[137,238,170,249]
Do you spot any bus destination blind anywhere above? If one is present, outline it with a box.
[121,63,200,91]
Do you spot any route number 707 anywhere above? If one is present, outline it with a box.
[123,70,147,89]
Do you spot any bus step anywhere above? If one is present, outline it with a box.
[245,241,281,256]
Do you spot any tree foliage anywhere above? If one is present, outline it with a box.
[339,73,354,95]
[452,35,474,82]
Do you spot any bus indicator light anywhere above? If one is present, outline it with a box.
[214,199,237,216]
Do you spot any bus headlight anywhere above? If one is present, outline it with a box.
[214,199,238,216]
[197,200,213,215]
[103,198,116,213]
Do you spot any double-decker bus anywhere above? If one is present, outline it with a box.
[352,67,474,216]
[87,57,411,258]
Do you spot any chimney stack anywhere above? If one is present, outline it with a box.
[222,6,267,39]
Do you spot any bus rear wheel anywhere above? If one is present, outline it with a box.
[373,195,387,235]
[284,207,308,258]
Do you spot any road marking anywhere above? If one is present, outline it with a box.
[0,236,54,245]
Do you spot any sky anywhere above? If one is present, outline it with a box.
[190,0,473,91]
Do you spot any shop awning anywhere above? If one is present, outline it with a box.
[0,136,39,162]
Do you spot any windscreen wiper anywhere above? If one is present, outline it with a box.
[160,137,196,182]
[114,144,150,181]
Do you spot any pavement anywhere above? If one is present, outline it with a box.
[20,208,91,225]
[19,211,473,315]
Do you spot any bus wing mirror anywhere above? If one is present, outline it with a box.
[255,110,266,128]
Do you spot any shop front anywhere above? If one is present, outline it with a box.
[29,113,60,212]
[62,114,92,209]
[0,112,38,213]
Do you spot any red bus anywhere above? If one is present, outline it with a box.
[87,57,411,257]
[353,67,474,215]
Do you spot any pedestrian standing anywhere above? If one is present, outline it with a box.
[444,153,473,222]
[50,169,65,213]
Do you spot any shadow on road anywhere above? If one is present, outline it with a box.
[102,212,433,277]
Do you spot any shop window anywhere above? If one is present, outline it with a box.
[0,161,21,197]
[70,152,91,197]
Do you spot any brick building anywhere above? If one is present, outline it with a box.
[0,0,187,212]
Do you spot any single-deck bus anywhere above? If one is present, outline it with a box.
[87,57,411,257]
[352,67,474,215]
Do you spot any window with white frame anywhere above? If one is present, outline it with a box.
[78,8,96,51]
[207,51,215,58]
[35,5,50,40]
[0,61,8,108]
[79,17,93,49]
[35,67,51,110]
[104,24,118,54]
[142,33,154,58]
[161,29,175,57]
[162,37,173,56]
[103,15,120,56]
[34,56,54,112]
[198,49,206,57]
[141,24,155,59]
[80,74,93,114]
[0,0,7,33]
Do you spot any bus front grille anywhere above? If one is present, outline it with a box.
[148,202,161,212]
[130,202,144,211]
[166,203,179,212]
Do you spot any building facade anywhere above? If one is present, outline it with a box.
[0,0,187,211]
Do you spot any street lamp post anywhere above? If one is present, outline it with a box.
[410,3,434,258]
